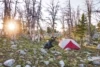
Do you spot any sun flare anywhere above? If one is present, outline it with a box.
[7,22,16,31]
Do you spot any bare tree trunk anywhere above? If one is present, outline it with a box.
[67,19,71,38]
[3,0,12,35]
[69,0,73,29]
[24,0,37,39]
[76,6,80,24]
[36,0,42,42]
[86,0,93,44]
[60,12,66,37]
[13,0,18,18]
[66,0,73,38]
[46,0,59,36]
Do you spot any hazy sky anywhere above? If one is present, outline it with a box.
[41,0,84,31]
[41,0,100,31]
[0,0,100,30]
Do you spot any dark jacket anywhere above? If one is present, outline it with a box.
[44,37,55,49]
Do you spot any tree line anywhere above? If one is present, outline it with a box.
[0,0,100,44]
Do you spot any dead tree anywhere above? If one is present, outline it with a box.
[3,0,12,35]
[85,0,93,44]
[46,0,59,36]
[13,0,19,18]
[60,10,66,37]
[31,0,37,30]
[63,0,73,38]
[68,0,73,28]
[24,0,37,38]
[36,0,43,42]
[24,0,31,35]
[76,6,80,24]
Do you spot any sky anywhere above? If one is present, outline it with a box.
[41,0,100,31]
[41,0,84,31]
[0,0,100,30]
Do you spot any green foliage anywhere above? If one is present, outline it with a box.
[90,25,96,37]
[47,27,58,33]
[73,14,87,39]
[39,29,45,35]
[47,27,52,33]
[97,22,100,32]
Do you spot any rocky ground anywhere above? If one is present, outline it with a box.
[0,36,100,67]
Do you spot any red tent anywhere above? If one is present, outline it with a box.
[59,39,80,50]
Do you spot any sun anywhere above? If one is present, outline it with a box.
[7,22,16,31]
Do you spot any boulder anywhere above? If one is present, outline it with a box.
[88,56,100,61]
[0,63,2,66]
[93,60,100,65]
[88,56,100,65]
[4,59,15,67]
[59,60,65,67]
[97,44,100,49]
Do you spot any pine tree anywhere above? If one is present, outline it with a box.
[74,14,87,45]
[97,22,100,32]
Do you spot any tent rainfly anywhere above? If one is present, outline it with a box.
[59,39,80,50]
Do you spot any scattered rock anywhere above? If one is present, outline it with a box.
[57,56,62,60]
[24,49,28,52]
[32,66,36,67]
[0,52,3,55]
[18,50,26,55]
[78,64,85,67]
[19,45,23,48]
[88,56,100,65]
[93,60,100,65]
[59,60,65,67]
[14,40,18,44]
[16,65,21,67]
[88,56,100,61]
[49,58,54,62]
[44,61,49,65]
[51,51,56,53]
[3,39,7,42]
[35,60,38,64]
[0,63,2,66]
[80,60,85,63]
[10,41,15,45]
[97,44,100,49]
[40,48,47,54]
[56,51,61,55]
[20,56,24,59]
[33,48,37,54]
[25,65,31,67]
[11,45,17,49]
[26,61,31,65]
[83,51,91,55]
[10,53,14,56]
[4,59,15,67]
[40,56,43,59]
